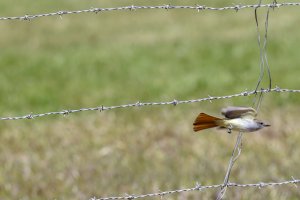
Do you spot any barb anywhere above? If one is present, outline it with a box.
[0,87,299,121]
[90,178,300,200]
[0,3,300,21]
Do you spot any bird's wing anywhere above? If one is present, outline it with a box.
[221,106,257,119]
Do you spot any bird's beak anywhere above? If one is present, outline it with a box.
[263,123,271,127]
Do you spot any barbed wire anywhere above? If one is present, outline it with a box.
[90,178,300,200]
[0,87,299,121]
[1,2,300,21]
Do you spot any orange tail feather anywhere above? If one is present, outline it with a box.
[193,113,221,132]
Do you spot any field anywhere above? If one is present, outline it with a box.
[0,1,300,199]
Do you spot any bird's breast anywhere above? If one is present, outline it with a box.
[223,118,261,132]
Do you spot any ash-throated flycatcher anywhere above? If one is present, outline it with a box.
[193,106,270,133]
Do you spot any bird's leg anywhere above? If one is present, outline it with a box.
[227,124,233,134]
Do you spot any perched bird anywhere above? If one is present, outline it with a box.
[193,106,270,133]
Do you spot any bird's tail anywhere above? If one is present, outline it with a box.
[193,113,222,132]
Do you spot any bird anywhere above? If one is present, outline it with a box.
[193,106,270,133]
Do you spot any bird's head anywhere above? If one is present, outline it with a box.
[257,121,271,128]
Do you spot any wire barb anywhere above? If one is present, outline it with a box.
[196,5,206,12]
[172,99,178,106]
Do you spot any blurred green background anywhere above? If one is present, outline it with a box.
[0,0,299,199]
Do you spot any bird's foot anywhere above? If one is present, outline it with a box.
[227,124,233,134]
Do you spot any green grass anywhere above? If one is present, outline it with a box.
[0,1,300,199]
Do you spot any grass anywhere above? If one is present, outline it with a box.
[0,1,300,199]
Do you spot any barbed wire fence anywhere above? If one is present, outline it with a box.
[1,1,300,200]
